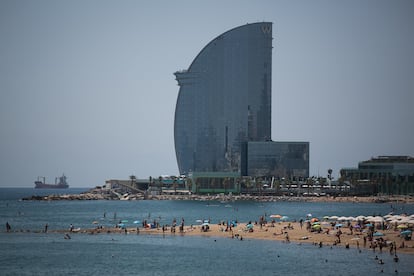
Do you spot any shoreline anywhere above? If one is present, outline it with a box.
[37,221,414,255]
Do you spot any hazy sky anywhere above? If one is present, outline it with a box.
[1,0,413,187]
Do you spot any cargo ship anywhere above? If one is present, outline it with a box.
[34,174,69,189]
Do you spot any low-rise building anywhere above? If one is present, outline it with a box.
[187,172,241,194]
[340,156,414,195]
[241,141,309,178]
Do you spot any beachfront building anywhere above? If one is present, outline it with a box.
[104,178,149,192]
[173,22,309,187]
[174,22,273,175]
[242,141,309,178]
[340,156,414,195]
[104,176,188,195]
[187,172,241,194]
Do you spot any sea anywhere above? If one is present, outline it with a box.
[1,188,413,276]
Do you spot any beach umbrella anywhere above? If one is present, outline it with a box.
[365,216,374,222]
[201,222,210,226]
[399,217,411,223]
[306,213,312,217]
[121,220,129,223]
[400,230,412,236]
[355,216,366,221]
[196,219,202,223]
[281,216,289,221]
[329,216,339,220]
[335,223,343,228]
[373,232,384,237]
[353,224,361,228]
[270,214,282,218]
[133,220,140,224]
[92,221,99,224]
[246,224,254,229]
[370,217,384,223]
[323,216,330,220]
[365,223,373,227]
[312,224,321,229]
[397,224,408,229]
[393,215,405,220]
[118,223,125,228]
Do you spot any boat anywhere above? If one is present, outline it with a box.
[34,174,69,189]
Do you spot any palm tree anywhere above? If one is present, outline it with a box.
[223,177,229,194]
[244,178,252,193]
[186,178,193,193]
[274,178,280,193]
[328,169,333,180]
[129,174,136,188]
[236,177,242,194]
[195,180,199,194]
[306,177,312,196]
[255,177,263,197]
[172,176,178,195]
[158,176,163,194]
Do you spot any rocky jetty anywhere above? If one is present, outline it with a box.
[22,187,116,201]
[21,188,414,203]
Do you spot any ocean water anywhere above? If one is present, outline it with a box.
[1,188,413,275]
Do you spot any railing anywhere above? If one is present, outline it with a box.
[115,182,146,194]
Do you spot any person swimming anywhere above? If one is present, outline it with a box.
[393,255,399,263]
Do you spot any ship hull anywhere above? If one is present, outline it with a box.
[35,182,69,189]
[34,174,69,189]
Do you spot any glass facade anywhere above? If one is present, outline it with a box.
[340,156,414,195]
[188,172,240,194]
[174,23,273,175]
[242,142,309,178]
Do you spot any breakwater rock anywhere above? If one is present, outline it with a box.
[21,189,414,203]
[21,187,118,201]
[22,193,110,201]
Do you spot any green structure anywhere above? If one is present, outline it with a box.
[187,172,241,194]
[340,156,414,195]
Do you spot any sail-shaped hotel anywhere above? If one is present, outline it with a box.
[174,23,308,181]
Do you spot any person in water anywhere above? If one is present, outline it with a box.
[6,222,11,232]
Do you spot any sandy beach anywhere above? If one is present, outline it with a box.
[63,220,414,255]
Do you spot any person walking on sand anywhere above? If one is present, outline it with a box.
[6,222,11,232]
[285,232,290,243]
